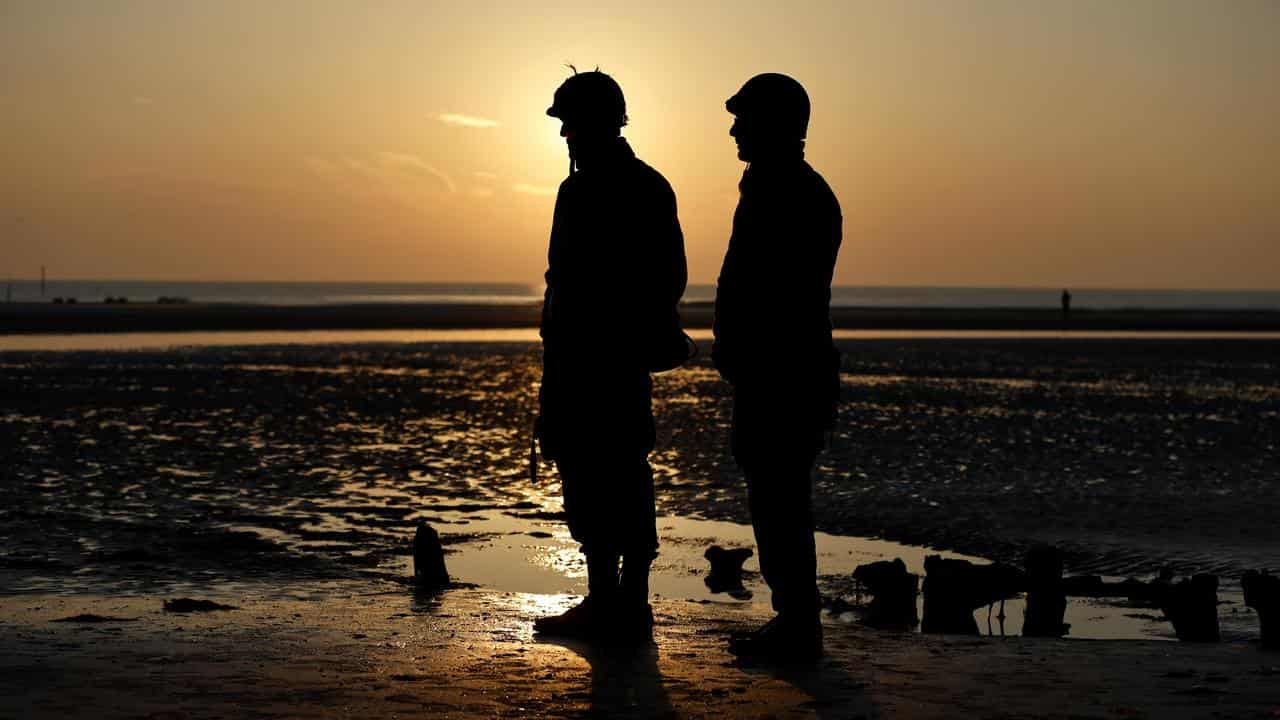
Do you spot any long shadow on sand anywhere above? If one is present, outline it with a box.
[539,638,676,719]
[735,652,879,720]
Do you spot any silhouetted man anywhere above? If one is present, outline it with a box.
[714,73,842,661]
[533,70,688,642]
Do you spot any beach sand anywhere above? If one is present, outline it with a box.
[3,587,1278,719]
[2,337,1277,717]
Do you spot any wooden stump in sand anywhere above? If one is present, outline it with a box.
[852,558,919,629]
[413,523,449,592]
[1158,573,1219,642]
[922,555,1024,634]
[704,545,753,595]
[1242,570,1278,650]
[1022,545,1070,638]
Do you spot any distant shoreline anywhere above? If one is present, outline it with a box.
[3,301,1280,335]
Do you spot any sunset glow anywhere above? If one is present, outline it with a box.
[3,0,1277,288]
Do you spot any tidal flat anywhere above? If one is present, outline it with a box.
[1,338,1277,717]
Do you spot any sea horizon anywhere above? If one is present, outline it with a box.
[4,279,1280,311]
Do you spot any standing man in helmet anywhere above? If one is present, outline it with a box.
[533,69,688,642]
[714,73,842,660]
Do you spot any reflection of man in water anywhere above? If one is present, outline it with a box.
[714,73,842,661]
[533,70,688,642]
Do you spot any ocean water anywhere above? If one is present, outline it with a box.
[2,280,1278,310]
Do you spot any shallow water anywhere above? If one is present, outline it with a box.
[414,510,1253,643]
[5,327,1280,351]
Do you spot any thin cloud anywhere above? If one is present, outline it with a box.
[437,113,499,129]
[512,183,557,197]
[303,156,336,177]
[472,171,499,180]
[378,152,456,193]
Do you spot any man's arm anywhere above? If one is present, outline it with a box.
[540,182,572,343]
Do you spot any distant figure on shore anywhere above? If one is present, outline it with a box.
[533,69,688,643]
[1061,288,1072,322]
[713,73,842,661]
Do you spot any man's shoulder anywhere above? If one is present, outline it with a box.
[628,157,677,200]
[800,162,841,216]
[558,172,585,196]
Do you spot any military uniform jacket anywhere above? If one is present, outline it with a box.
[538,139,687,460]
[713,155,842,445]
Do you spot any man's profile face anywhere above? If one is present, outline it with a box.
[559,120,583,157]
[559,118,618,156]
[729,115,758,162]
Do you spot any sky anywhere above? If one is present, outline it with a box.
[2,0,1278,289]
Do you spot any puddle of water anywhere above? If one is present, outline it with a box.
[412,510,1250,642]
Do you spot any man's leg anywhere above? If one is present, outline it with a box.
[618,456,658,600]
[534,454,618,638]
[729,403,823,659]
[746,454,819,620]
[616,455,658,640]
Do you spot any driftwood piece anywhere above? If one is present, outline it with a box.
[413,523,449,592]
[922,555,1024,634]
[163,598,237,613]
[1023,545,1070,638]
[852,558,919,629]
[1061,570,1170,608]
[1242,570,1278,650]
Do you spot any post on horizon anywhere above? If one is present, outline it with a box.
[1061,288,1072,323]
[41,265,46,297]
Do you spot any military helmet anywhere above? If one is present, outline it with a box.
[547,69,628,128]
[726,73,810,140]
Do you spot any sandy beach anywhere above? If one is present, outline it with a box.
[2,335,1277,717]
[4,587,1279,719]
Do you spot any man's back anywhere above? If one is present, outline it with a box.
[542,139,686,362]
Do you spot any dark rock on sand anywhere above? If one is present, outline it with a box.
[851,558,919,629]
[1157,574,1220,642]
[413,523,449,592]
[704,545,753,596]
[1023,545,1070,638]
[1241,570,1278,650]
[163,598,238,613]
[922,555,1024,635]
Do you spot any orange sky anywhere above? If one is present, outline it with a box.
[2,1,1278,288]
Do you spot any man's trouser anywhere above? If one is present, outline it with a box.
[556,452,658,561]
[732,393,824,620]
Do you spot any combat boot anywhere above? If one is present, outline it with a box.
[533,595,610,639]
[728,613,823,663]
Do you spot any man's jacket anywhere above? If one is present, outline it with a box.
[538,138,687,459]
[713,154,842,437]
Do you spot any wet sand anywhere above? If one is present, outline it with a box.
[3,587,1278,719]
[2,337,1277,580]
[2,337,1277,717]
[5,301,1280,334]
